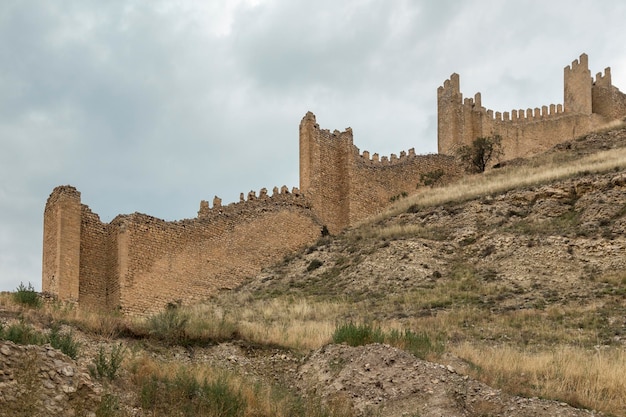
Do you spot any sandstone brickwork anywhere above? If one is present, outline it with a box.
[42,186,322,315]
[438,54,626,161]
[299,112,463,233]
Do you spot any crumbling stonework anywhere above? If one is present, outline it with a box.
[43,186,322,314]
[438,54,626,161]
[0,341,101,417]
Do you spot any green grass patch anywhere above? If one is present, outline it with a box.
[333,322,444,359]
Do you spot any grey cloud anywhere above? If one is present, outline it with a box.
[1,0,626,291]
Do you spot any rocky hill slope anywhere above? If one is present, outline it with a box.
[2,124,626,416]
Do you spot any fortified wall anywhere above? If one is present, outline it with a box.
[299,112,462,233]
[438,54,626,161]
[43,117,463,313]
[43,53,625,313]
[42,185,322,314]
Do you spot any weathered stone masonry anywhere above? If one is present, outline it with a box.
[299,112,462,234]
[43,186,322,314]
[43,53,626,313]
[438,54,626,161]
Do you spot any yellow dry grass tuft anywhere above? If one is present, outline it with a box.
[453,343,626,415]
[376,145,626,222]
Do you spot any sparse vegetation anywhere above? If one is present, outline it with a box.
[333,322,444,360]
[3,126,626,415]
[307,258,324,272]
[13,281,41,308]
[48,324,80,359]
[0,320,80,359]
[89,343,126,380]
[420,168,445,187]
[457,135,503,173]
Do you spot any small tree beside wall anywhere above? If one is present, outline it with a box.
[457,135,503,173]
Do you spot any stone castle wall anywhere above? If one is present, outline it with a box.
[42,186,322,315]
[43,53,626,314]
[438,54,626,161]
[299,112,463,233]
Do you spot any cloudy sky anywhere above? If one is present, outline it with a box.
[1,0,625,292]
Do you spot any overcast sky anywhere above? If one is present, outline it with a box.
[1,0,625,292]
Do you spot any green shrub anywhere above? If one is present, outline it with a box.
[420,169,445,187]
[13,282,41,308]
[306,259,324,272]
[146,305,190,345]
[0,321,46,345]
[332,322,384,346]
[457,135,503,173]
[96,393,120,417]
[48,325,80,359]
[387,329,444,359]
[332,323,445,359]
[89,343,126,380]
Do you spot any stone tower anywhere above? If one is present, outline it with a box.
[42,186,82,301]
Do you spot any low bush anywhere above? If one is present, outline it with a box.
[146,305,190,345]
[306,259,324,272]
[0,321,81,359]
[139,370,246,417]
[13,282,41,308]
[332,322,384,346]
[89,343,126,380]
[48,325,80,359]
[333,322,444,360]
[0,321,46,345]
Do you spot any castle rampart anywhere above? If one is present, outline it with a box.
[438,54,626,161]
[42,185,322,315]
[44,53,626,314]
[300,112,463,233]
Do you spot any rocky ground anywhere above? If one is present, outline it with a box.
[2,125,626,416]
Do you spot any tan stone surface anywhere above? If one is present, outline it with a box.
[438,54,626,161]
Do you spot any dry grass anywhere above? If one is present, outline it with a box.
[187,294,345,350]
[453,342,626,415]
[128,354,352,417]
[374,143,626,222]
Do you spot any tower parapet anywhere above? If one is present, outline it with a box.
[438,53,626,162]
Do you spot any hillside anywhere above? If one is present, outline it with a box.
[2,123,626,416]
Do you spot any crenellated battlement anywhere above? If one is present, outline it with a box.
[357,147,418,165]
[197,185,308,218]
[565,53,589,74]
[439,53,626,159]
[300,112,463,233]
[594,68,612,87]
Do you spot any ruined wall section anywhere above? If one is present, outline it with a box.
[592,68,626,121]
[77,207,120,311]
[349,149,463,224]
[42,186,81,301]
[299,112,353,234]
[438,54,625,162]
[114,192,321,315]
